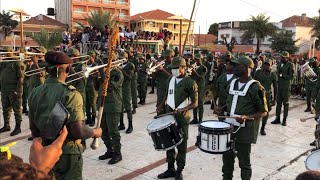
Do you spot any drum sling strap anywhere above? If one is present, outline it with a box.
[167,76,189,110]
[225,79,257,130]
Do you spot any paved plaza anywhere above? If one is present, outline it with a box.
[0,89,317,180]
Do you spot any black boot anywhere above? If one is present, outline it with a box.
[149,90,154,94]
[138,98,143,104]
[27,137,34,141]
[10,122,21,136]
[89,115,95,127]
[260,125,266,136]
[282,119,287,126]
[141,98,146,105]
[108,153,122,164]
[132,108,136,114]
[22,108,28,115]
[98,151,115,160]
[271,118,281,124]
[118,123,125,130]
[85,116,91,125]
[158,168,176,179]
[126,121,133,134]
[0,124,10,133]
[175,169,183,180]
[310,140,316,146]
[190,119,198,124]
[305,107,311,112]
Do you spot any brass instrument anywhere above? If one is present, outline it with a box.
[26,52,45,56]
[66,59,125,84]
[25,67,46,76]
[302,62,317,82]
[187,63,197,75]
[208,62,216,81]
[147,60,165,75]
[203,86,217,102]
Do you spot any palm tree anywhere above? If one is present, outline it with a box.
[269,30,298,54]
[76,9,117,32]
[240,13,278,54]
[0,10,18,36]
[26,28,63,50]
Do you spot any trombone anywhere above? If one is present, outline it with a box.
[147,60,165,75]
[25,67,46,76]
[0,56,32,62]
[26,52,45,56]
[66,59,125,84]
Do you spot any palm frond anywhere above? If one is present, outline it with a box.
[26,28,63,50]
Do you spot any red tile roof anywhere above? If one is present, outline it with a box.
[281,15,314,27]
[131,9,187,21]
[194,34,217,46]
[23,14,66,27]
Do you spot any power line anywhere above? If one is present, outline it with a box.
[239,0,286,19]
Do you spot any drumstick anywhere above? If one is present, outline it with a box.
[217,116,255,120]
[300,116,317,122]
[149,111,157,114]
[154,112,175,119]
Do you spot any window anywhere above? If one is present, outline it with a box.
[174,24,176,29]
[164,23,168,28]
[117,0,126,4]
[74,8,84,14]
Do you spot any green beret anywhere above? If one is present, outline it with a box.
[163,49,175,57]
[45,51,73,65]
[194,53,203,60]
[119,51,128,59]
[231,56,254,69]
[281,51,289,58]
[169,56,186,68]
[35,46,47,54]
[308,58,315,63]
[67,48,80,57]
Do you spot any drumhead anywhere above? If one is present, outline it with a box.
[147,115,176,132]
[306,150,320,170]
[200,121,230,129]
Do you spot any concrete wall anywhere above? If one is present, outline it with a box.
[55,0,72,28]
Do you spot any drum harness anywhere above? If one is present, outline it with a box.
[167,76,190,111]
[225,78,257,133]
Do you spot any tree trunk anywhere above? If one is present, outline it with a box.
[256,38,260,55]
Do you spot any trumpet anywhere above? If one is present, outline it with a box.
[147,60,165,75]
[25,67,46,76]
[187,63,197,74]
[66,59,125,84]
[71,55,90,60]
[26,52,45,56]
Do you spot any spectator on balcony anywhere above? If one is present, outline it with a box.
[158,29,164,40]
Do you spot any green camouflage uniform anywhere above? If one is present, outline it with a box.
[85,61,99,123]
[28,60,46,94]
[137,60,148,101]
[22,63,29,112]
[28,77,85,180]
[129,55,139,109]
[305,58,320,111]
[100,68,124,154]
[216,73,236,119]
[222,77,267,180]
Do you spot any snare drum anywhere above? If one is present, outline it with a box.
[196,120,234,154]
[147,115,183,151]
[305,149,320,170]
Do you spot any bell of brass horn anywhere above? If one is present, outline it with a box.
[90,138,99,150]
[82,63,109,78]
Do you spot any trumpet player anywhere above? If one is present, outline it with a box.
[118,51,135,134]
[304,58,320,114]
[0,46,24,136]
[28,51,102,179]
[190,53,207,124]
[155,49,174,115]
[85,51,99,127]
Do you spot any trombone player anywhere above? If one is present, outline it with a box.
[0,46,24,136]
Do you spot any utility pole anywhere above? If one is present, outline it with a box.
[198,26,200,46]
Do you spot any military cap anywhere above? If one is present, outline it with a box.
[125,47,133,53]
[264,59,273,66]
[308,58,315,63]
[281,51,290,58]
[87,51,96,57]
[163,49,175,57]
[119,51,128,59]
[194,53,203,60]
[45,51,73,65]
[169,56,186,68]
[35,46,47,54]
[67,48,80,57]
[231,56,254,69]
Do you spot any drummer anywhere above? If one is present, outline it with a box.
[217,56,268,180]
[156,56,198,180]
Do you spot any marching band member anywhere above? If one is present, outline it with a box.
[126,47,138,114]
[137,54,148,105]
[271,51,294,126]
[28,51,102,179]
[154,49,174,115]
[118,51,135,133]
[98,53,124,164]
[190,53,207,124]
[304,58,320,114]
[219,56,267,180]
[0,46,24,136]
[156,56,198,180]
[254,59,278,135]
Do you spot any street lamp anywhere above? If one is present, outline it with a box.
[9,9,25,49]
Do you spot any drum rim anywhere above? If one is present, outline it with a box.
[154,138,184,151]
[147,117,176,133]
[305,149,320,170]
[197,145,232,154]
[199,120,233,132]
